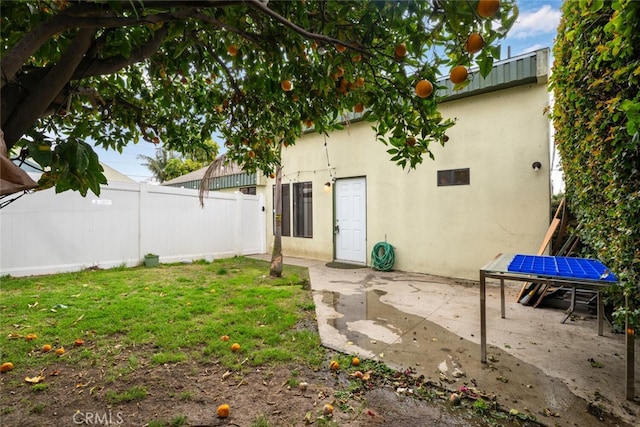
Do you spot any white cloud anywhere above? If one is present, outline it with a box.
[513,43,547,56]
[509,5,561,39]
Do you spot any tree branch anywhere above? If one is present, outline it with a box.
[76,25,170,79]
[1,2,236,89]
[3,29,97,150]
[245,0,370,55]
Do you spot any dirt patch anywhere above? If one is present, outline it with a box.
[0,349,634,427]
[0,357,513,427]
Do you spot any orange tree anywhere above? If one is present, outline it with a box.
[551,0,639,326]
[2,1,517,276]
[2,0,516,196]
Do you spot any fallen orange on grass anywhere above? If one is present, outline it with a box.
[25,333,37,341]
[323,403,334,415]
[351,357,360,366]
[230,343,240,352]
[220,335,230,341]
[0,362,14,373]
[217,404,230,418]
[42,344,52,352]
[55,347,65,355]
[329,360,339,371]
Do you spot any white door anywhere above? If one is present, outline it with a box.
[335,177,367,264]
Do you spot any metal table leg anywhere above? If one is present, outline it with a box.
[500,278,505,319]
[597,290,604,336]
[480,271,487,363]
[561,286,576,324]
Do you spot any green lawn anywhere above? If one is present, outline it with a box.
[0,257,324,373]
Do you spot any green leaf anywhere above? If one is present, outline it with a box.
[478,56,494,78]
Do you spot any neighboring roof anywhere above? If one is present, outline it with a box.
[100,163,137,183]
[162,166,208,186]
[302,48,550,132]
[437,48,549,102]
[162,154,257,190]
[163,154,245,186]
[16,158,136,184]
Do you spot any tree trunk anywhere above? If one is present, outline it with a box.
[3,28,96,150]
[270,162,283,278]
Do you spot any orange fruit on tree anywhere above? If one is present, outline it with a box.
[335,43,347,53]
[248,151,256,158]
[335,66,344,78]
[227,44,238,56]
[477,0,500,18]
[55,347,65,355]
[415,79,433,98]
[0,362,14,373]
[216,404,230,418]
[355,76,365,87]
[406,136,417,146]
[394,43,407,59]
[42,344,52,352]
[281,80,293,91]
[304,119,313,128]
[230,343,240,352]
[450,65,468,84]
[464,33,485,54]
[353,102,364,113]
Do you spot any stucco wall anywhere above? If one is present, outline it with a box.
[263,79,550,280]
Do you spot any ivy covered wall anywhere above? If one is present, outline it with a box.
[551,0,639,325]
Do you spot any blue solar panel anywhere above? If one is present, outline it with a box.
[507,254,617,282]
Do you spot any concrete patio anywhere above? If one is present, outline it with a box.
[254,255,640,426]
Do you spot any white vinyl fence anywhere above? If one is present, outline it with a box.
[0,182,266,277]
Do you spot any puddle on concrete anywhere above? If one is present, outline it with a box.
[320,289,473,381]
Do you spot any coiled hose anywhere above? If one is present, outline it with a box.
[371,242,395,271]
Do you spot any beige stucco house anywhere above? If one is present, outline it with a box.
[262,49,552,280]
[166,49,552,281]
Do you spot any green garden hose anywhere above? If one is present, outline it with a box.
[371,242,395,271]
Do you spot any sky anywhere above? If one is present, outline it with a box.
[95,0,564,183]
